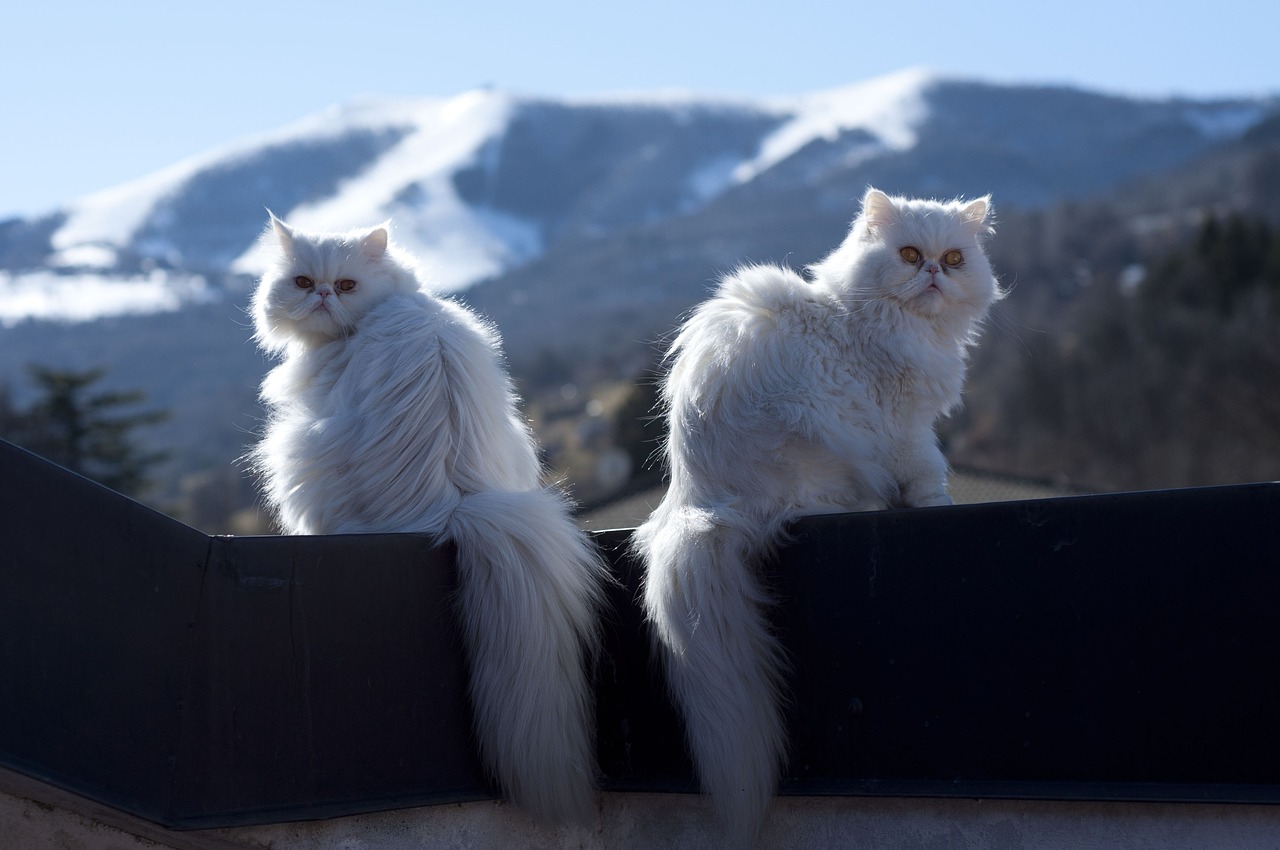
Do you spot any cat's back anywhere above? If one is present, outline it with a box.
[706,263,821,325]
[271,290,488,419]
[355,288,455,342]
[342,290,500,371]
[670,264,830,380]
[678,264,825,349]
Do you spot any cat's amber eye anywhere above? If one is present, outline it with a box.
[336,279,358,293]
[294,276,314,289]
[943,250,964,268]
[899,246,921,264]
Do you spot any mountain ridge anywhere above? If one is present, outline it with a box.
[4,70,1272,325]
[2,71,1278,528]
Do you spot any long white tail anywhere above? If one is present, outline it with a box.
[634,505,788,839]
[445,487,607,823]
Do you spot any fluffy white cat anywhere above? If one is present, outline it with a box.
[633,188,1001,836]
[248,215,606,823]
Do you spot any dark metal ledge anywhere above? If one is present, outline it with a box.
[2,439,1279,829]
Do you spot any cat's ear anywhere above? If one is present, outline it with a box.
[267,211,295,251]
[960,196,995,236]
[859,188,899,234]
[360,223,390,261]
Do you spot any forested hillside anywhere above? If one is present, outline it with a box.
[945,127,1280,492]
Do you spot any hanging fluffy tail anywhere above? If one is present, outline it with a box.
[445,487,607,823]
[634,505,788,839]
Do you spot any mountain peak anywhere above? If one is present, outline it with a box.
[3,72,1275,327]
[734,67,939,183]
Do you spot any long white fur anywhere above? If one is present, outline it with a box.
[633,187,1001,838]
[248,216,606,823]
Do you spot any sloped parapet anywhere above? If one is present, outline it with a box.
[0,440,485,828]
[2,438,1280,833]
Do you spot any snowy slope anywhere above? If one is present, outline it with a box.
[51,97,421,266]
[732,67,935,183]
[0,269,216,326]
[1,69,1274,327]
[229,90,540,289]
[3,71,937,323]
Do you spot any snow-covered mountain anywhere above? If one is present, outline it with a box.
[4,68,1271,327]
[3,69,1278,523]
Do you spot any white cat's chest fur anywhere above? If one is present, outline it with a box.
[788,307,964,510]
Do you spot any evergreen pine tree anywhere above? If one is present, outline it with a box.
[3,366,169,497]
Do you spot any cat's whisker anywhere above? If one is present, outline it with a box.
[983,302,1042,357]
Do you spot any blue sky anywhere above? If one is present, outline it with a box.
[3,0,1276,220]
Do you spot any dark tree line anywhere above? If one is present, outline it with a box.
[961,211,1280,492]
[1144,213,1280,314]
[1,365,168,498]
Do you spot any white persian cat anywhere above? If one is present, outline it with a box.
[248,215,606,823]
[633,188,1001,836]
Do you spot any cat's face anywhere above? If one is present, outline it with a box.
[252,216,416,352]
[820,189,999,321]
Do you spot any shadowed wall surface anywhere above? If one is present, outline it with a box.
[2,439,1279,844]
